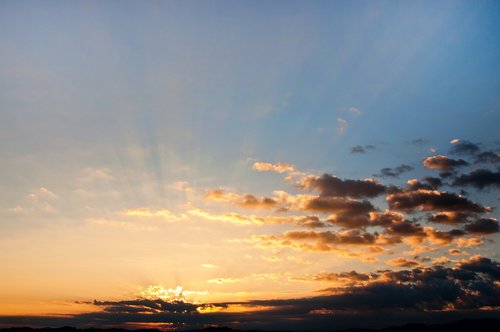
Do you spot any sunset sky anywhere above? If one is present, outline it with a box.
[1,0,499,330]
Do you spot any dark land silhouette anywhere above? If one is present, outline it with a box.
[0,318,499,332]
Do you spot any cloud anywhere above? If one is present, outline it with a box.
[406,177,444,190]
[188,208,326,228]
[387,257,422,268]
[252,229,383,254]
[458,255,500,278]
[376,164,414,178]
[428,211,473,224]
[410,138,429,146]
[475,151,500,164]
[2,257,500,330]
[423,155,469,171]
[464,218,499,234]
[299,196,375,214]
[453,169,500,189]
[207,277,243,284]
[123,208,178,220]
[313,271,376,284]
[205,189,278,209]
[385,221,426,237]
[449,140,481,155]
[92,298,198,314]
[337,117,347,135]
[350,145,376,154]
[300,174,387,198]
[169,181,194,193]
[347,107,362,115]
[387,189,489,213]
[252,162,295,173]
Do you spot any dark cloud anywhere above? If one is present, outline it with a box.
[93,299,199,314]
[453,169,500,189]
[326,213,371,229]
[350,145,376,154]
[422,176,445,189]
[385,221,425,237]
[376,164,414,178]
[459,256,500,278]
[464,218,499,234]
[475,151,500,164]
[407,177,445,190]
[301,196,375,214]
[387,189,488,213]
[450,141,481,155]
[426,228,466,244]
[301,174,387,198]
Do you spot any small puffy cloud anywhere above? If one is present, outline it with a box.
[432,256,452,265]
[300,174,387,198]
[387,257,421,268]
[169,181,194,193]
[428,211,472,224]
[376,164,414,178]
[205,189,278,209]
[350,145,375,154]
[454,237,483,248]
[336,117,347,135]
[299,196,375,215]
[201,263,218,269]
[252,162,295,174]
[422,155,469,171]
[346,107,362,115]
[452,169,500,189]
[79,167,114,183]
[36,187,59,199]
[406,177,444,190]
[410,138,429,146]
[424,227,466,245]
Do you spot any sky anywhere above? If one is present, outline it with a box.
[0,0,500,330]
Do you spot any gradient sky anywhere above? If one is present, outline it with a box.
[1,0,500,330]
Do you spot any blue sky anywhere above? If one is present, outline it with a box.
[1,0,499,330]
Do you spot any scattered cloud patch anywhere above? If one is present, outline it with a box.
[350,145,376,154]
[449,140,480,155]
[337,117,348,135]
[376,164,414,178]
[252,162,295,174]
